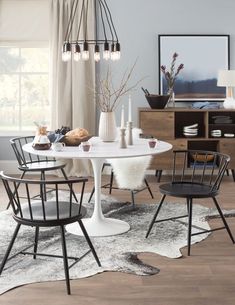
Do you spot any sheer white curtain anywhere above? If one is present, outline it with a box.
[49,0,96,176]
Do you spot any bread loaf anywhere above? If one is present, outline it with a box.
[65,128,89,138]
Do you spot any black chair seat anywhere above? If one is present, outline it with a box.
[14,201,87,225]
[19,161,66,172]
[159,182,218,198]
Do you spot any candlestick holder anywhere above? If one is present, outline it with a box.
[119,128,127,148]
[127,121,133,145]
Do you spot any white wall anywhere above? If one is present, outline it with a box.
[103,0,235,126]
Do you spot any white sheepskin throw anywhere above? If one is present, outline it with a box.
[108,155,152,190]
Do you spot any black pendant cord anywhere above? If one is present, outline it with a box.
[76,0,85,41]
[98,0,114,42]
[65,0,79,42]
[103,0,119,42]
[84,0,89,42]
[98,0,107,42]
[94,0,98,44]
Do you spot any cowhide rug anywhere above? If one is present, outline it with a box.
[0,192,234,294]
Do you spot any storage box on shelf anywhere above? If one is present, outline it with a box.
[138,108,235,180]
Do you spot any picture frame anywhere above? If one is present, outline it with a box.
[158,34,230,102]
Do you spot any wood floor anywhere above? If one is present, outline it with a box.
[0,174,235,305]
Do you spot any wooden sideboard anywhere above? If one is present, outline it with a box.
[138,107,235,179]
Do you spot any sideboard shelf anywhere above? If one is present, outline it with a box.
[138,107,235,179]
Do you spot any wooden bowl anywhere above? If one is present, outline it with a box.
[192,154,214,162]
[62,135,92,146]
[145,94,170,109]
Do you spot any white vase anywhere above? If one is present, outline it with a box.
[98,111,117,142]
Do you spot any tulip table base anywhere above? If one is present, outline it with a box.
[66,157,130,236]
[66,217,130,237]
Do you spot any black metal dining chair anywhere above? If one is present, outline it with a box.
[0,172,101,295]
[9,136,78,204]
[146,150,235,255]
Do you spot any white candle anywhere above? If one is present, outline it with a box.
[128,95,132,122]
[120,105,125,129]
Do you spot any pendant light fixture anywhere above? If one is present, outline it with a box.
[62,0,121,62]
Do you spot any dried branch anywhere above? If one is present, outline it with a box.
[94,60,144,112]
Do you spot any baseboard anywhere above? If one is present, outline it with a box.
[0,160,19,174]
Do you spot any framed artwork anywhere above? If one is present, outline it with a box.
[158,34,230,102]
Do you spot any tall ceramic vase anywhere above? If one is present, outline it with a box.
[98,111,117,142]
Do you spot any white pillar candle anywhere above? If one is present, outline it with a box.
[128,95,132,122]
[120,105,125,129]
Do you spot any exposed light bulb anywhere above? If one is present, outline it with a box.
[62,42,71,62]
[115,42,121,60]
[74,52,81,61]
[103,41,110,60]
[111,43,116,61]
[82,50,89,61]
[82,41,89,61]
[115,51,121,60]
[62,52,71,62]
[74,43,81,61]
[94,44,100,62]
[94,52,100,62]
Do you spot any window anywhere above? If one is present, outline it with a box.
[0,45,50,133]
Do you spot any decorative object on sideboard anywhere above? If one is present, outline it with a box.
[211,129,222,138]
[217,70,235,109]
[144,93,170,109]
[160,52,184,107]
[183,123,198,137]
[62,0,121,62]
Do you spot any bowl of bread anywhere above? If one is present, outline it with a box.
[63,128,92,146]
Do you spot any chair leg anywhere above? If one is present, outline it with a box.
[146,194,166,238]
[61,168,78,203]
[131,190,135,208]
[88,187,95,203]
[231,169,235,182]
[157,170,162,183]
[144,178,154,199]
[155,170,162,183]
[212,197,235,243]
[41,171,47,201]
[226,169,230,176]
[187,198,193,256]
[0,223,21,275]
[33,226,39,259]
[78,219,101,267]
[109,170,114,194]
[60,225,71,295]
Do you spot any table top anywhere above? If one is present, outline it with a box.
[23,137,172,159]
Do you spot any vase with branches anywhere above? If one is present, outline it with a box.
[160,52,184,107]
[95,62,140,141]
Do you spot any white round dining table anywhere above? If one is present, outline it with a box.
[23,137,172,237]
